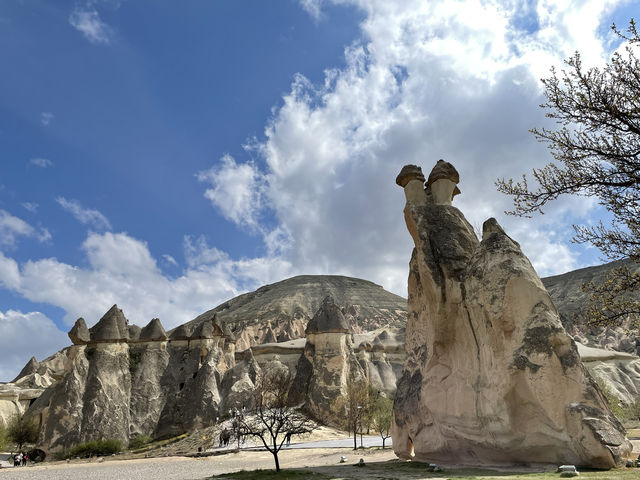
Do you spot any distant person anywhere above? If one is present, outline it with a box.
[23,453,28,466]
[285,432,291,447]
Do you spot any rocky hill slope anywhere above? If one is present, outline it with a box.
[176,275,408,351]
[543,259,640,354]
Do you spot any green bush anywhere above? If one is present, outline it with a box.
[0,422,8,450]
[66,438,123,458]
[596,377,640,423]
[129,434,152,450]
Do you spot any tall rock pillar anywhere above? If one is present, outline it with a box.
[392,161,632,468]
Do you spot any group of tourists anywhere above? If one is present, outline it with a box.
[12,452,29,467]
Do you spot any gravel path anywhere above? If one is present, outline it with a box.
[0,448,396,480]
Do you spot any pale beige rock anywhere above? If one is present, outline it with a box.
[392,162,632,468]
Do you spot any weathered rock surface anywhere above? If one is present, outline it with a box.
[290,296,365,419]
[180,275,408,351]
[27,306,243,451]
[543,260,640,354]
[392,162,632,468]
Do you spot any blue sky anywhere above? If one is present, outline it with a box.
[1,0,638,380]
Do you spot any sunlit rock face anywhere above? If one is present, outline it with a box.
[289,296,365,420]
[392,161,632,469]
[28,305,241,452]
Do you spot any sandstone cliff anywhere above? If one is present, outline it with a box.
[392,162,632,468]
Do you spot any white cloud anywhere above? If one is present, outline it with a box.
[38,228,52,243]
[21,202,38,213]
[162,254,178,266]
[0,210,35,248]
[29,157,53,168]
[0,231,292,330]
[0,309,68,382]
[56,197,112,231]
[197,155,265,231]
[0,210,49,249]
[196,0,632,296]
[40,112,54,126]
[69,5,112,44]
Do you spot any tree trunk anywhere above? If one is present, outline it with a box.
[353,422,357,450]
[382,437,386,449]
[273,451,280,472]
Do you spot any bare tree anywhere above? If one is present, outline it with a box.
[496,20,640,328]
[236,369,317,472]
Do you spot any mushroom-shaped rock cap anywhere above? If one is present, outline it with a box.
[128,325,141,342]
[191,319,215,340]
[169,324,190,341]
[69,317,90,345]
[89,305,130,342]
[426,159,461,197]
[140,318,168,341]
[395,164,426,188]
[306,295,351,334]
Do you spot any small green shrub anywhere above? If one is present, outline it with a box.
[65,438,122,458]
[129,434,152,450]
[0,422,8,450]
[596,377,640,423]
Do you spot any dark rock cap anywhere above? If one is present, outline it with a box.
[426,159,461,197]
[306,296,351,334]
[191,319,215,340]
[140,318,168,341]
[69,317,90,345]
[169,324,190,341]
[128,325,141,342]
[11,356,39,383]
[89,305,130,343]
[395,165,426,188]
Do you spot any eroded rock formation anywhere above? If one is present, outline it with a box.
[392,161,632,468]
[28,305,244,451]
[289,296,365,419]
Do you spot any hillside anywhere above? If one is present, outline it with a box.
[175,275,408,350]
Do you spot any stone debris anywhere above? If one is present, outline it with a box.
[392,161,632,468]
[557,465,579,477]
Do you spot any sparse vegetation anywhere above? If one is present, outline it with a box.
[208,461,640,480]
[63,438,123,458]
[129,434,152,450]
[496,19,640,330]
[6,414,39,450]
[0,422,8,450]
[596,378,640,423]
[210,469,329,479]
[371,394,393,448]
[236,368,318,471]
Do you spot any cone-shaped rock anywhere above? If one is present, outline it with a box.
[169,324,190,341]
[392,162,632,468]
[69,317,90,345]
[305,296,351,333]
[139,318,168,341]
[191,319,215,339]
[11,356,39,383]
[89,305,129,343]
[128,325,141,342]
